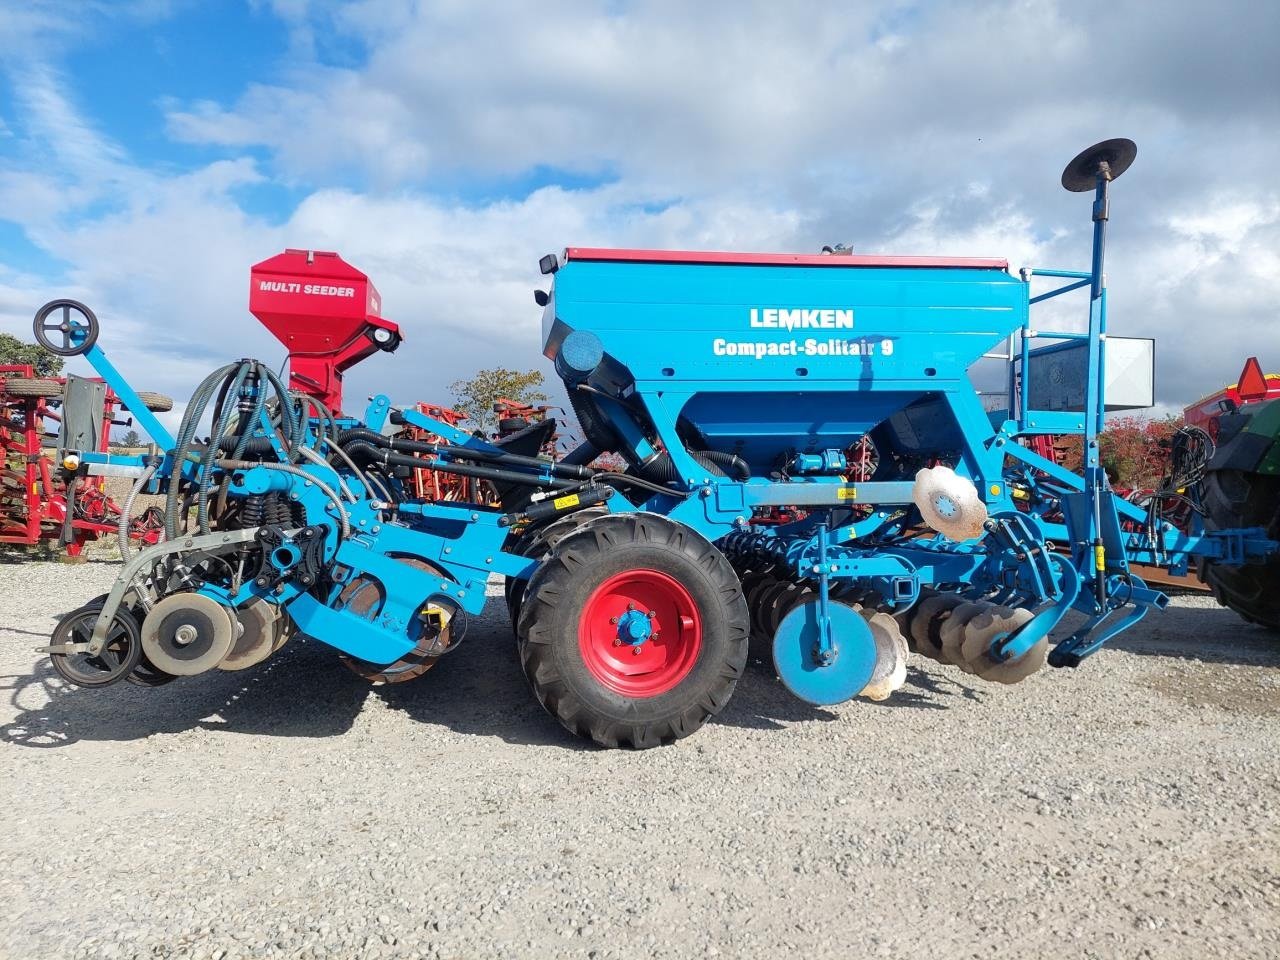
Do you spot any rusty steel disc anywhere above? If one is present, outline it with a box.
[338,557,454,684]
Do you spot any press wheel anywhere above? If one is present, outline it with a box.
[49,603,142,688]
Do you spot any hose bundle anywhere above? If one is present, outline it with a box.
[1143,424,1216,561]
[163,360,301,540]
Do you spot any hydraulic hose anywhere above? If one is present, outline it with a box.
[164,362,238,540]
[296,444,357,502]
[320,436,382,504]
[337,428,593,482]
[117,459,160,560]
[344,440,577,492]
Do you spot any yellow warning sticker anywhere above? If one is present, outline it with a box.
[553,493,581,510]
[836,486,857,501]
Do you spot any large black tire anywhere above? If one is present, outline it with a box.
[517,513,749,748]
[1198,469,1280,631]
[504,507,609,631]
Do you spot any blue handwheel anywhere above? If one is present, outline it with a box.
[772,598,876,705]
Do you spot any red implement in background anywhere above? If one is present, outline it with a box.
[405,403,491,503]
[250,249,402,415]
[1184,356,1280,434]
[0,365,164,556]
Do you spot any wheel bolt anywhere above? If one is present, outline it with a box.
[647,610,657,618]
[609,616,618,624]
[632,646,643,656]
[613,639,622,647]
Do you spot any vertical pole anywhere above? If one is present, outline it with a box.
[1019,330,1031,430]
[1085,169,1110,606]
[24,395,41,545]
[815,520,834,664]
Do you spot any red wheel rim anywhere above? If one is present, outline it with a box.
[579,569,702,697]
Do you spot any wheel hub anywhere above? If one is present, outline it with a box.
[615,606,654,646]
[580,569,702,698]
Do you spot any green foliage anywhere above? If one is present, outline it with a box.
[1099,414,1183,490]
[1055,414,1184,489]
[0,333,64,378]
[449,367,548,434]
[120,429,141,447]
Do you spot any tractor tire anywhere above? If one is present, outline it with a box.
[505,506,609,632]
[4,378,62,398]
[1198,468,1280,632]
[128,391,174,413]
[517,513,749,749]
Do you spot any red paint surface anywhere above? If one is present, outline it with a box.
[250,249,401,414]
[578,568,703,698]
[564,247,1009,270]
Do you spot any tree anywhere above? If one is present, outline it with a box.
[1047,414,1183,490]
[449,367,548,435]
[0,333,63,378]
[120,429,141,447]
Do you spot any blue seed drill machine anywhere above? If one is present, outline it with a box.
[38,139,1279,747]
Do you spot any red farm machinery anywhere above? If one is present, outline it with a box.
[1,355,170,556]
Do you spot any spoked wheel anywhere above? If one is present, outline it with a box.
[71,594,178,687]
[32,299,99,356]
[517,513,749,749]
[49,602,143,688]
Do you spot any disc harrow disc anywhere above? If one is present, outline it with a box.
[763,581,806,637]
[273,611,296,652]
[744,573,779,615]
[937,601,992,672]
[958,606,1045,684]
[126,655,178,687]
[752,580,792,639]
[338,557,455,684]
[909,592,966,660]
[772,599,876,706]
[218,599,281,671]
[859,609,909,702]
[49,603,142,688]
[141,593,235,676]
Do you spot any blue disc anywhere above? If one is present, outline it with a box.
[772,600,876,705]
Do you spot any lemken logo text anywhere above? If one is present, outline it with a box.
[749,308,854,331]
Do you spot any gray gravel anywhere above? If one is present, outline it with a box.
[2,557,1279,959]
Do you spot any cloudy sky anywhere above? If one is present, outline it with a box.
[0,0,1276,432]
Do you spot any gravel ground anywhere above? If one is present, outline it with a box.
[2,557,1278,960]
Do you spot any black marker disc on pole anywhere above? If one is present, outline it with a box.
[1061,138,1137,192]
